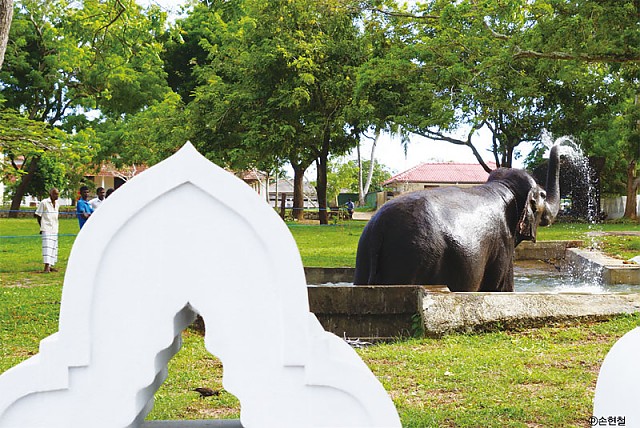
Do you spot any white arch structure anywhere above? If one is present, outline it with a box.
[0,143,401,428]
[593,327,640,425]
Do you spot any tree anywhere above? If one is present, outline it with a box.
[182,0,364,224]
[513,0,640,219]
[360,0,640,219]
[0,108,96,204]
[1,109,64,206]
[350,1,414,205]
[0,0,12,70]
[1,0,169,214]
[383,0,565,170]
[96,91,188,169]
[571,88,640,220]
[327,157,391,206]
[176,0,314,220]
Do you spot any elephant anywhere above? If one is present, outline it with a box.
[353,145,561,292]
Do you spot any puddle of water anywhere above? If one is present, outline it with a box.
[514,261,637,293]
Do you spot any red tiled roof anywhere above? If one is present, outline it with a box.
[235,169,268,182]
[383,162,496,186]
[95,163,148,177]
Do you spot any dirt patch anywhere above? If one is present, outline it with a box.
[194,406,238,418]
[3,276,54,288]
[586,231,640,237]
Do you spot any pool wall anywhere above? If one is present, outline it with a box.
[305,241,640,339]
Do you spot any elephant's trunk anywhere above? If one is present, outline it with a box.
[542,144,561,225]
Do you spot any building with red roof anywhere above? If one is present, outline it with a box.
[383,161,497,194]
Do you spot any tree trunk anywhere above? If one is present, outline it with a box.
[363,130,380,198]
[9,156,39,218]
[316,154,329,225]
[0,0,13,71]
[357,142,364,206]
[274,173,278,210]
[292,163,306,221]
[356,130,381,207]
[280,193,286,220]
[623,160,638,220]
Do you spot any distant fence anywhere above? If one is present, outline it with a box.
[337,192,397,210]
[601,196,640,220]
[0,209,77,219]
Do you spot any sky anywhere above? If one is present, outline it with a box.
[328,126,535,178]
[345,129,499,175]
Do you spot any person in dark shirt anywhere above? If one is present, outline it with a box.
[76,185,94,229]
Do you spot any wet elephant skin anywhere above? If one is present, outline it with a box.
[354,147,561,292]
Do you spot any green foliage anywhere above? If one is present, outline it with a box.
[1,108,98,199]
[2,0,168,121]
[21,152,66,199]
[1,0,172,208]
[174,0,367,222]
[327,158,391,205]
[97,91,188,168]
[6,0,640,212]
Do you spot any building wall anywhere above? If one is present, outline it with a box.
[386,181,481,194]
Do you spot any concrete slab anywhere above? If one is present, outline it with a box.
[567,247,640,284]
[308,285,448,340]
[420,291,640,337]
[352,211,374,221]
[515,240,583,260]
[305,267,355,285]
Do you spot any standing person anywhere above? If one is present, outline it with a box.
[34,188,60,273]
[76,185,94,229]
[90,187,105,210]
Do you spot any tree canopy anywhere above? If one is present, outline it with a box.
[2,0,640,220]
[0,0,171,214]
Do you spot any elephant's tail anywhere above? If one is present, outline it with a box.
[353,223,381,285]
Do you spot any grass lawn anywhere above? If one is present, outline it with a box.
[1,217,640,426]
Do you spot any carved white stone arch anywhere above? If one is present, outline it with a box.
[593,327,640,425]
[0,143,401,428]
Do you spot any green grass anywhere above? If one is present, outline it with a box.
[360,314,640,427]
[1,217,640,425]
[287,221,366,267]
[536,221,640,260]
[0,217,78,274]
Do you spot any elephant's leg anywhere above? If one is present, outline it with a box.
[480,257,515,292]
[499,262,515,292]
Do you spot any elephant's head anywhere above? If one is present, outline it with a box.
[489,145,561,243]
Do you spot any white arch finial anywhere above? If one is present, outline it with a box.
[0,142,401,427]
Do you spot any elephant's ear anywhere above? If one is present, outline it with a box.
[517,189,536,242]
